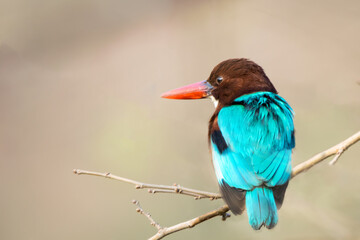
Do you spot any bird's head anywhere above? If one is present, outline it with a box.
[161,58,277,108]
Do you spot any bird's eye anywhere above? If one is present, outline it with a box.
[216,76,223,85]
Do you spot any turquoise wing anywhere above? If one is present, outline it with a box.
[211,92,294,189]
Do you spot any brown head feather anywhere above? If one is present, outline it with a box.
[208,58,277,107]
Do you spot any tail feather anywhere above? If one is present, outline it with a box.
[246,187,278,230]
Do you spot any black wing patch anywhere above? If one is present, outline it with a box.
[211,130,228,154]
[231,100,245,106]
[219,180,246,215]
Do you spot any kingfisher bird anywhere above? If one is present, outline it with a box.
[161,59,295,230]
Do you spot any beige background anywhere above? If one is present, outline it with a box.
[1,0,359,239]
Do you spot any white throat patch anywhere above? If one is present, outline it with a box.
[210,96,219,108]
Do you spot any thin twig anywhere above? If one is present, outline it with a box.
[147,189,208,199]
[328,149,343,165]
[74,130,360,240]
[132,200,162,230]
[73,169,221,200]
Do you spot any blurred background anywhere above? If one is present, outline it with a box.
[1,0,359,239]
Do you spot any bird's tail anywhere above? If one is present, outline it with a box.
[245,187,278,230]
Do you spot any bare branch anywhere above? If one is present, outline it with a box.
[291,130,360,178]
[131,200,230,240]
[132,200,162,230]
[73,130,360,240]
[149,205,230,240]
[72,169,221,200]
[147,189,209,199]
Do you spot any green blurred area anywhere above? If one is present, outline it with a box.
[0,0,359,239]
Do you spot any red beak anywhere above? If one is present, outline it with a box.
[161,80,213,99]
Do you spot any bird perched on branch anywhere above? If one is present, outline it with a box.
[161,59,295,230]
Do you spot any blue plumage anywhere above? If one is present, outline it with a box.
[211,92,294,229]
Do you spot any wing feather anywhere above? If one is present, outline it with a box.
[212,92,294,190]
